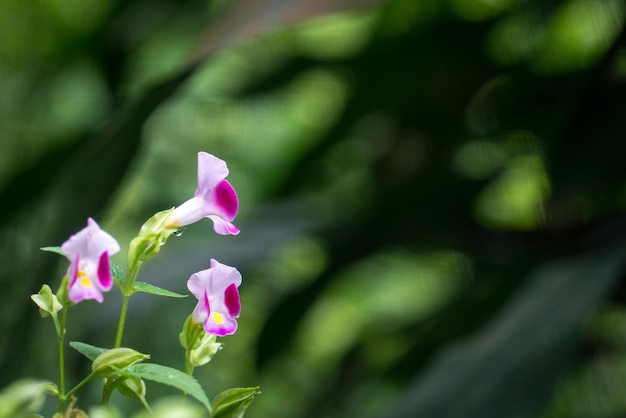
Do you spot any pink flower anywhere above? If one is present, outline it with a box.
[168,152,239,235]
[187,259,242,336]
[61,218,120,303]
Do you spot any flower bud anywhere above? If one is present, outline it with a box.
[117,375,146,399]
[179,314,205,350]
[127,209,178,265]
[92,348,149,377]
[31,285,63,318]
[190,334,222,368]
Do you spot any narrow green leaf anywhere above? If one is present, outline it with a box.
[129,363,211,411]
[70,341,107,361]
[111,262,125,280]
[211,387,261,418]
[40,246,65,256]
[132,281,187,298]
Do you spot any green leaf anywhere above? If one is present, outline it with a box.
[70,341,107,361]
[111,262,125,280]
[40,246,65,256]
[132,281,187,298]
[211,387,261,418]
[129,363,211,411]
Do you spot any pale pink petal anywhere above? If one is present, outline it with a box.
[209,216,240,235]
[69,277,104,303]
[196,152,229,194]
[192,290,211,324]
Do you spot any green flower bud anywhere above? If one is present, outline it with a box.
[55,276,72,307]
[31,285,62,318]
[117,375,146,399]
[190,334,222,368]
[92,348,149,377]
[179,314,205,350]
[127,209,178,265]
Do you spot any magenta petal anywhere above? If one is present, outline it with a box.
[69,254,80,286]
[214,180,238,220]
[204,317,238,336]
[97,251,113,290]
[224,283,241,317]
[203,289,211,315]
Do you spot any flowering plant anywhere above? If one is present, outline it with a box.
[1,152,259,417]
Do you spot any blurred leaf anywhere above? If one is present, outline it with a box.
[40,247,64,256]
[189,0,390,64]
[70,341,107,362]
[0,379,52,418]
[129,363,211,411]
[111,262,125,281]
[132,281,187,298]
[382,245,626,418]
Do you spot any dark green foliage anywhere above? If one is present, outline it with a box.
[2,0,626,417]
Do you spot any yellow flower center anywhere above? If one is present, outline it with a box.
[211,312,224,325]
[78,271,92,287]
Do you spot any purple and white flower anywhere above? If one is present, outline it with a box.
[61,218,120,303]
[188,259,242,336]
[168,152,239,235]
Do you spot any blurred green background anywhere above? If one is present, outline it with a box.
[2,0,626,416]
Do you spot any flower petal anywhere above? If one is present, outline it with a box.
[203,312,238,336]
[187,259,242,336]
[188,269,211,299]
[62,218,120,262]
[97,251,113,290]
[61,218,119,304]
[209,216,240,235]
[169,196,205,227]
[68,254,80,286]
[196,152,229,194]
[192,289,211,324]
[224,283,241,317]
[69,274,104,303]
[213,180,238,220]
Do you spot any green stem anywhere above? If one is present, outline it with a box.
[114,261,142,348]
[114,294,130,348]
[52,308,68,412]
[101,376,122,405]
[184,347,193,376]
[65,370,97,400]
